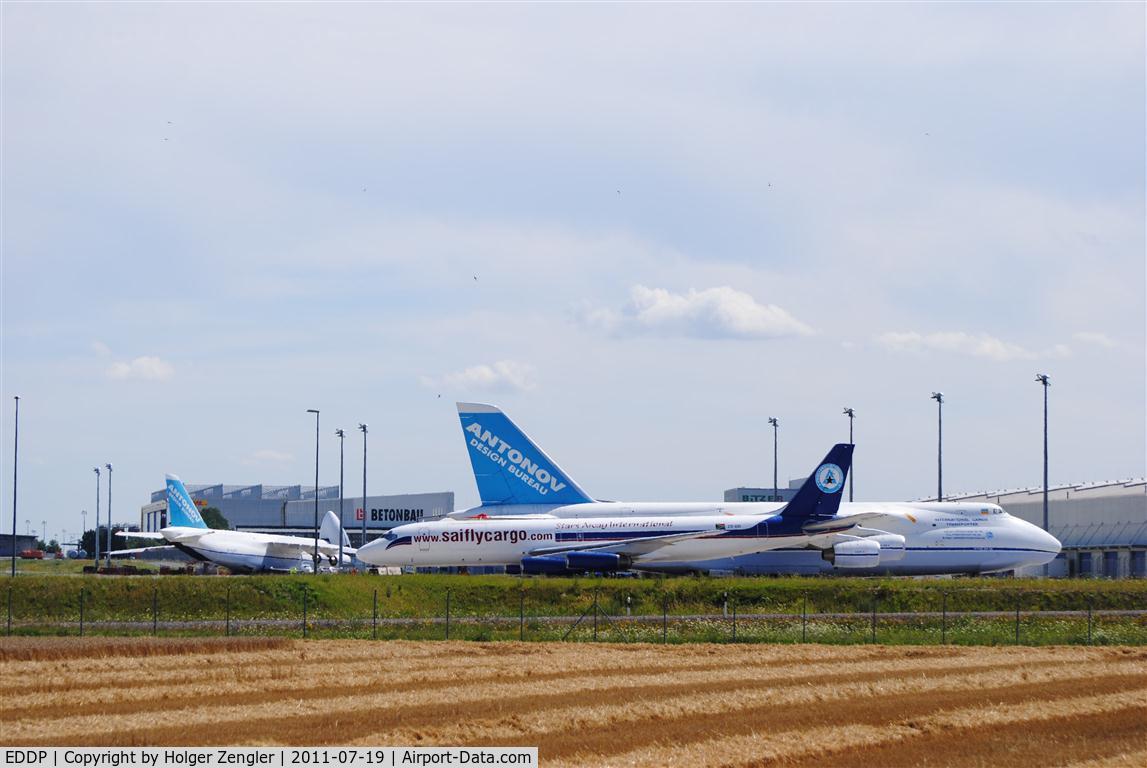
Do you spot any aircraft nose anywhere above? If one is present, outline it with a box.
[357,537,386,565]
[1039,527,1062,555]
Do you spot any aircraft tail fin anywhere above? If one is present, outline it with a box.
[780,444,854,520]
[457,403,593,506]
[319,510,351,547]
[165,474,208,528]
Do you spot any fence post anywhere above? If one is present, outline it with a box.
[662,596,668,644]
[801,594,807,643]
[6,585,11,637]
[303,590,308,639]
[592,591,598,642]
[152,587,158,636]
[519,591,525,642]
[941,591,947,645]
[1014,594,1020,645]
[871,594,878,644]
[226,587,231,637]
[731,603,737,642]
[445,588,451,640]
[79,588,84,637]
[1087,598,1093,645]
[373,589,378,640]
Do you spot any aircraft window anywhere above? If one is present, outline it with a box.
[382,532,398,541]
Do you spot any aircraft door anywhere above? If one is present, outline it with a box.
[418,528,431,552]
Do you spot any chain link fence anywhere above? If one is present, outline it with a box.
[4,582,1146,645]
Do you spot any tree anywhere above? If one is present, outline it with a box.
[201,507,230,530]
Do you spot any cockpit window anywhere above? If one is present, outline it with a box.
[382,532,398,541]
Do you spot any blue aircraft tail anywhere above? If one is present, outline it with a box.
[166,474,208,528]
[779,443,853,520]
[457,403,594,506]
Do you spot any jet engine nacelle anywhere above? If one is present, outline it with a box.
[822,538,881,568]
[866,533,907,562]
[521,555,570,575]
[565,551,625,572]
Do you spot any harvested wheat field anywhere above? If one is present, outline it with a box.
[2,638,1145,767]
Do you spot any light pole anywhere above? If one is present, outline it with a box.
[105,463,113,568]
[359,423,368,549]
[1035,373,1051,541]
[93,467,101,565]
[931,392,944,501]
[41,520,45,545]
[306,409,320,574]
[80,510,87,554]
[10,396,18,576]
[335,428,345,571]
[843,408,855,502]
[767,417,779,502]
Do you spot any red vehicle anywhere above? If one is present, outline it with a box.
[18,549,44,559]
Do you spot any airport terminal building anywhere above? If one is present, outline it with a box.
[139,482,454,548]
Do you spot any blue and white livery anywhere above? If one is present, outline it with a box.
[356,403,1061,575]
[116,474,355,573]
[358,443,860,573]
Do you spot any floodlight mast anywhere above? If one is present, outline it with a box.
[842,408,855,501]
[931,392,944,502]
[767,417,779,502]
[358,423,368,550]
[306,409,320,574]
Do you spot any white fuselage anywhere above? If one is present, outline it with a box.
[160,527,332,573]
[361,501,1061,575]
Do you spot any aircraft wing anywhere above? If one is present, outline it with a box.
[801,512,901,534]
[108,545,179,557]
[115,531,167,541]
[262,538,356,558]
[258,534,356,556]
[527,530,713,558]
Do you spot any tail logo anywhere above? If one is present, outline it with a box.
[465,421,568,495]
[814,463,844,494]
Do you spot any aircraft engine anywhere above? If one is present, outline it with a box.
[521,555,570,575]
[866,533,907,561]
[822,538,881,568]
[565,551,626,572]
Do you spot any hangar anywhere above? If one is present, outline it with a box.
[947,479,1146,578]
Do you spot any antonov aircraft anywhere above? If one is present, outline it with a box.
[356,403,1061,575]
[358,441,862,572]
[116,475,354,573]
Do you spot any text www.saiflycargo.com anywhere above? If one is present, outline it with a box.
[413,530,554,546]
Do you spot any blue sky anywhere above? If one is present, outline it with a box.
[2,3,1143,543]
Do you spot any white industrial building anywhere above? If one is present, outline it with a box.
[947,479,1146,578]
[139,482,454,548]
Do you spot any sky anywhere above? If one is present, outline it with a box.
[1,3,1144,544]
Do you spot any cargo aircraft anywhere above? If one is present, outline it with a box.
[115,475,354,573]
[356,403,1061,575]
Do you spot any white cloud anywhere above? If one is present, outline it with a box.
[875,331,1036,362]
[437,360,538,393]
[582,286,814,340]
[106,356,174,381]
[248,449,294,464]
[1072,332,1117,349]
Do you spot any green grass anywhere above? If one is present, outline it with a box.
[1,572,1144,644]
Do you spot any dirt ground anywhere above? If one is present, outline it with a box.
[2,637,1145,767]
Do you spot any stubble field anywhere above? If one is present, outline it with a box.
[2,637,1145,767]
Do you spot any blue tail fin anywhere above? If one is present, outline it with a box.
[166,474,208,528]
[458,403,593,506]
[780,444,853,520]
